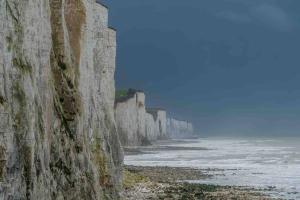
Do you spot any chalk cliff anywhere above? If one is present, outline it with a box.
[115,90,146,146]
[146,108,167,139]
[0,0,122,199]
[144,112,158,141]
[115,90,168,146]
[167,118,194,138]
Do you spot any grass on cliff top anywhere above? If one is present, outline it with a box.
[123,169,149,189]
[116,89,128,99]
[115,88,143,103]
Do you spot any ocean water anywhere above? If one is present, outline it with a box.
[125,137,300,199]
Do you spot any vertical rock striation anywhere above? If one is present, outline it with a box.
[167,118,194,139]
[144,112,157,142]
[146,108,167,140]
[115,90,168,146]
[0,0,122,199]
[115,89,146,146]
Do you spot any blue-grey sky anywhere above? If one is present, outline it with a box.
[99,0,300,136]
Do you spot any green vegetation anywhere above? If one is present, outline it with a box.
[115,88,143,103]
[91,140,112,188]
[115,89,128,99]
[123,169,149,189]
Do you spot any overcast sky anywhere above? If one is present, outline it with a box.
[99,0,300,136]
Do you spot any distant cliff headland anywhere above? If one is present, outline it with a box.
[0,0,194,199]
[115,89,195,147]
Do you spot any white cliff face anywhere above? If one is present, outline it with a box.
[167,118,194,138]
[146,109,167,140]
[115,92,146,146]
[157,110,167,139]
[0,0,122,199]
[136,93,146,140]
[115,92,168,145]
[144,113,157,141]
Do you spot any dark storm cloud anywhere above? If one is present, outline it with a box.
[216,11,252,23]
[99,0,300,136]
[215,1,294,32]
[252,4,293,31]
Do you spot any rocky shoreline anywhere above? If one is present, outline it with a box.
[122,165,275,200]
[122,141,279,200]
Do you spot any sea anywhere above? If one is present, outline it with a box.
[125,137,300,199]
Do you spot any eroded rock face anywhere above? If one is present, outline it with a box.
[167,118,194,139]
[146,109,167,140]
[115,91,146,146]
[0,0,123,199]
[115,90,168,146]
[145,112,157,141]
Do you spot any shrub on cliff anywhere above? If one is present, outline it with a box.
[115,88,143,104]
[116,89,128,99]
